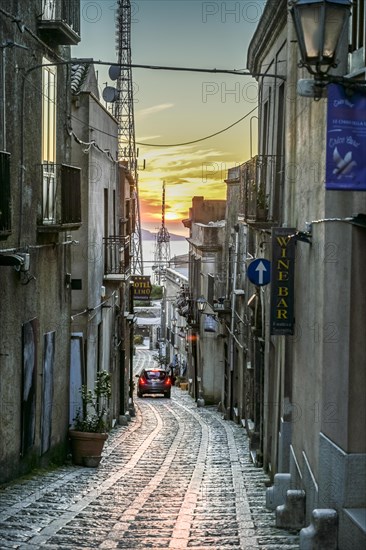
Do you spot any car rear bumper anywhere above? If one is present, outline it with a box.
[138,387,170,394]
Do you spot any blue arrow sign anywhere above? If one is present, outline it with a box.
[247,258,271,286]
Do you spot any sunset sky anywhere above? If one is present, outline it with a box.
[74,0,261,235]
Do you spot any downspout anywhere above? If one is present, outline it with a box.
[1,45,6,151]
[119,285,126,418]
[229,225,239,417]
[1,41,29,152]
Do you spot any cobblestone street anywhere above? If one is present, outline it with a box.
[0,349,299,549]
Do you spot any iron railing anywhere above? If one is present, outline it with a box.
[42,0,80,32]
[39,0,80,44]
[240,155,278,222]
[103,236,131,275]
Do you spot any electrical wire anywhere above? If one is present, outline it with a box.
[135,105,258,147]
[12,58,259,150]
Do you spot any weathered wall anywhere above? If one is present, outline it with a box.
[0,1,75,482]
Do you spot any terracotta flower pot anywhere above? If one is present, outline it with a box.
[69,430,108,466]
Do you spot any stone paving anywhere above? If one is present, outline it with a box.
[0,348,299,549]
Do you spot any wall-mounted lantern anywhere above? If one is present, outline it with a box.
[289,0,365,99]
[290,0,351,77]
[196,295,207,312]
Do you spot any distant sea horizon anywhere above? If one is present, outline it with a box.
[141,227,187,242]
[142,236,188,277]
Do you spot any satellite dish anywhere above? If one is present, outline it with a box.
[109,65,121,81]
[102,86,118,103]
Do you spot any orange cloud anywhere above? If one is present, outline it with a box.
[137,141,233,232]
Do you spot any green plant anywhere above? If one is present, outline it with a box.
[152,353,169,368]
[73,371,112,433]
[257,185,268,210]
[150,285,163,300]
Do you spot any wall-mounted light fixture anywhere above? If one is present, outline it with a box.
[196,295,207,312]
[290,0,351,77]
[289,0,365,98]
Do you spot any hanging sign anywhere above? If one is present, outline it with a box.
[131,275,152,301]
[270,228,296,335]
[203,314,217,333]
[325,83,366,191]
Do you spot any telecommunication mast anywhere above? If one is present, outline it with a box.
[153,181,171,285]
[115,0,143,274]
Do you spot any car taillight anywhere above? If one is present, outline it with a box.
[164,377,172,386]
[139,377,147,385]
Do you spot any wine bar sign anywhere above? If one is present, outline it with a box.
[270,228,296,335]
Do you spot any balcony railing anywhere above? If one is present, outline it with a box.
[0,151,11,237]
[240,156,277,222]
[103,236,131,278]
[38,0,81,45]
[38,163,82,231]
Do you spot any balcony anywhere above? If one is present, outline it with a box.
[240,156,279,223]
[37,163,82,232]
[0,151,11,238]
[38,0,81,45]
[103,236,131,282]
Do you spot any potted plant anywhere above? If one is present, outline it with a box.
[69,370,111,466]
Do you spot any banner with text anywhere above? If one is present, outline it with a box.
[270,228,296,335]
[326,83,366,191]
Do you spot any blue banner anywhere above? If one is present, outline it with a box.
[325,83,366,191]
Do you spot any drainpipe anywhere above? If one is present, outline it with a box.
[128,281,135,416]
[228,225,239,418]
[119,286,126,417]
[0,41,28,151]
[1,44,6,151]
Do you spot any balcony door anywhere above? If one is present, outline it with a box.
[42,0,56,20]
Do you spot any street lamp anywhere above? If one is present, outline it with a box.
[290,0,352,76]
[196,295,207,313]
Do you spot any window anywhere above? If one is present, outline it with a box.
[351,0,365,52]
[42,59,57,223]
[349,0,365,73]
[42,0,56,20]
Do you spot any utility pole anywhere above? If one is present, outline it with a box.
[115,0,143,275]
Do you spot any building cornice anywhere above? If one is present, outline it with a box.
[247,0,288,74]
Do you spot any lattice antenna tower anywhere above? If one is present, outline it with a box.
[153,181,171,285]
[115,0,143,274]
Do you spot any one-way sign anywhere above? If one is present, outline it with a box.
[247,258,271,286]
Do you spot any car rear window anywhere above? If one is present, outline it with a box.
[145,370,166,380]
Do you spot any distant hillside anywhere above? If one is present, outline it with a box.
[141,228,186,241]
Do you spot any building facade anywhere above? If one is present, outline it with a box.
[69,63,134,427]
[0,0,81,482]
[182,196,227,403]
[219,1,366,547]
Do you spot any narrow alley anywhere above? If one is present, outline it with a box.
[0,349,299,549]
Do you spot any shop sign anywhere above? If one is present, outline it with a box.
[270,228,296,335]
[131,275,152,301]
